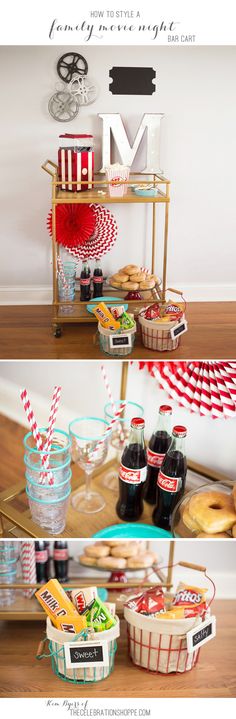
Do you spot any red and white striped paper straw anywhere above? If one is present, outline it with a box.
[100,364,125,442]
[44,385,62,454]
[140,266,151,275]
[20,388,54,484]
[20,541,37,598]
[89,401,127,462]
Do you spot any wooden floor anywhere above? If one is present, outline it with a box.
[0,303,236,359]
[0,601,235,697]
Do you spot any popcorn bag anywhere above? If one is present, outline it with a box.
[58,134,94,192]
[105,163,130,197]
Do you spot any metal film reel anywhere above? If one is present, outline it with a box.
[48,91,79,122]
[57,53,88,83]
[70,75,98,105]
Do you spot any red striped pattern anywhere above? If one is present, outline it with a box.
[151,361,236,419]
[20,542,36,598]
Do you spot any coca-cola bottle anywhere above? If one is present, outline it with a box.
[116,418,147,522]
[93,259,103,298]
[144,405,172,505]
[35,541,48,584]
[80,260,91,301]
[53,541,69,582]
[153,425,187,531]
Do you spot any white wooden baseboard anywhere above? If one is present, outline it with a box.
[0,284,236,304]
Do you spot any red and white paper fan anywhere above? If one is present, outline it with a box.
[47,203,118,260]
[67,204,118,260]
[138,361,236,419]
[47,204,96,248]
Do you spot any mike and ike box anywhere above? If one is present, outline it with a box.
[35,578,87,633]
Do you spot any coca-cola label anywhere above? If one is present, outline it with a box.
[80,278,90,286]
[54,549,68,561]
[93,276,103,283]
[147,448,165,468]
[157,471,181,493]
[119,463,147,484]
[35,550,48,563]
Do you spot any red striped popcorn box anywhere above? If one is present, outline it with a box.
[58,134,94,192]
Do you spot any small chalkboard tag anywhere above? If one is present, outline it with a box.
[109,67,156,95]
[109,333,131,349]
[170,319,188,340]
[64,639,109,669]
[186,615,216,654]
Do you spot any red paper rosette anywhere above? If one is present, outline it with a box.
[47,203,118,259]
[66,204,118,260]
[137,361,236,419]
[47,204,96,248]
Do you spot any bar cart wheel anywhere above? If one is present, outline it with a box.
[53,324,62,338]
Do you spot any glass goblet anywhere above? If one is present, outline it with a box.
[69,417,111,514]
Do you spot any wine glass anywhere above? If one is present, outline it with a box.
[69,417,111,514]
[102,400,144,491]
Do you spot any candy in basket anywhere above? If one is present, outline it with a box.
[139,292,188,352]
[36,579,120,684]
[124,562,216,674]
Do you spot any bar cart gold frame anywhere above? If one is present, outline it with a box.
[42,161,173,337]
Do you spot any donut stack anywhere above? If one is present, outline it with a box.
[182,484,236,538]
[79,541,158,569]
[109,265,161,299]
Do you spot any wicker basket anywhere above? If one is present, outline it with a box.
[40,616,120,684]
[139,315,181,352]
[124,606,207,674]
[98,322,136,357]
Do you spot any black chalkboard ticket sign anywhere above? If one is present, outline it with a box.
[64,639,109,669]
[170,319,188,340]
[186,615,216,654]
[109,334,132,349]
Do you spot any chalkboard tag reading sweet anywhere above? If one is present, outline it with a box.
[170,319,188,340]
[109,334,132,349]
[186,615,216,654]
[64,639,109,668]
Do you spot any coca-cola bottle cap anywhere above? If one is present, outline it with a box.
[131,417,145,428]
[172,425,187,437]
[159,405,172,415]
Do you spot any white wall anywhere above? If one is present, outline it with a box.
[0,46,236,302]
[0,360,236,479]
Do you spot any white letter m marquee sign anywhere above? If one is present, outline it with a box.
[99,113,164,173]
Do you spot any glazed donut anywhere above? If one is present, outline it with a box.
[109,278,122,289]
[188,491,236,533]
[121,281,139,291]
[85,544,110,558]
[111,542,138,558]
[103,540,123,547]
[127,553,154,568]
[139,279,156,290]
[97,556,127,569]
[182,506,201,533]
[120,264,140,276]
[232,524,236,538]
[131,272,147,283]
[79,555,97,567]
[197,532,230,538]
[112,272,129,283]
